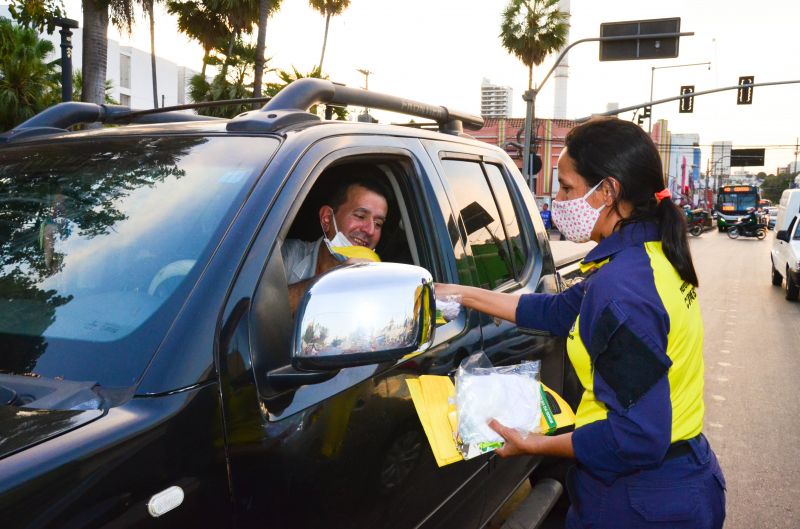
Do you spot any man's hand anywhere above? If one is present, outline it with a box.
[343,257,373,266]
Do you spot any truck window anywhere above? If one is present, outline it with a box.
[483,164,529,277]
[440,159,515,289]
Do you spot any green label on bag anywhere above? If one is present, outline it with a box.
[540,385,557,434]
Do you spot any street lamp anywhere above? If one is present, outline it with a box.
[648,61,711,132]
[55,18,80,102]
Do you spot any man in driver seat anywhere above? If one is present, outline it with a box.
[283,165,390,312]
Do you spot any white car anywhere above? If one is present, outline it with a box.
[771,212,800,300]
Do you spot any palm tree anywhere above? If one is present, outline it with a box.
[499,0,569,90]
[140,0,159,107]
[188,39,257,118]
[253,0,282,98]
[166,0,228,77]
[307,0,350,73]
[0,19,60,130]
[216,0,258,80]
[272,66,348,120]
[82,0,135,105]
[71,70,119,104]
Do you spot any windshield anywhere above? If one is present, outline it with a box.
[0,135,277,389]
[717,192,758,214]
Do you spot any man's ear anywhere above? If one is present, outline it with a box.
[319,205,334,236]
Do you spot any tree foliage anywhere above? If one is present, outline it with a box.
[188,39,259,118]
[761,173,796,203]
[167,0,230,76]
[71,69,119,105]
[0,19,61,131]
[273,65,348,120]
[7,0,65,34]
[499,0,569,89]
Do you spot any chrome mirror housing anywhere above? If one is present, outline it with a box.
[293,262,434,371]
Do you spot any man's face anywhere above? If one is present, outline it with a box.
[324,184,388,249]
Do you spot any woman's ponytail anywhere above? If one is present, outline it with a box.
[656,196,699,287]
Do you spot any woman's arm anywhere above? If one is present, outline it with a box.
[434,283,521,323]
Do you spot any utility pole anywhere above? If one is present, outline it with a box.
[357,68,372,115]
[648,61,711,133]
[794,137,798,174]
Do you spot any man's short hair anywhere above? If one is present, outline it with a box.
[324,164,391,212]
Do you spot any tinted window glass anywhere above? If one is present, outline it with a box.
[440,160,514,289]
[0,136,277,388]
[484,164,528,277]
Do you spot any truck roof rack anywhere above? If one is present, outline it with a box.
[227,78,484,136]
[0,81,483,143]
[0,99,252,144]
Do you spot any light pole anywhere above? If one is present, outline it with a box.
[648,61,711,132]
[356,68,373,121]
[55,18,80,102]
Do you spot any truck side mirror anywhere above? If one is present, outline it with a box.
[776,230,790,242]
[293,262,434,371]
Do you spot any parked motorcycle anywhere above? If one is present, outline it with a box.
[727,219,767,240]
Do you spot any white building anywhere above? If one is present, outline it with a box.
[480,78,513,119]
[1,6,198,109]
[710,141,733,182]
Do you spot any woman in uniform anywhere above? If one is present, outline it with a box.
[436,117,725,529]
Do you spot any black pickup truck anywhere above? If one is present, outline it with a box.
[0,79,584,529]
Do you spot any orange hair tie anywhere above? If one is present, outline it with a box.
[654,188,671,204]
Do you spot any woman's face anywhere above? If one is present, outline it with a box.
[554,148,604,209]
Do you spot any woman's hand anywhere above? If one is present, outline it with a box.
[488,419,546,457]
[489,420,575,459]
[434,283,463,299]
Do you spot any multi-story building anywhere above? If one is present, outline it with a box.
[710,141,733,184]
[480,78,513,119]
[669,133,701,203]
[1,7,199,109]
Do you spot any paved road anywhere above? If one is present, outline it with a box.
[693,229,800,528]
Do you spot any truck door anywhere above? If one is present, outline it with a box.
[422,140,567,524]
[217,133,489,529]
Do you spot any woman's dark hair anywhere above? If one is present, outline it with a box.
[564,117,698,286]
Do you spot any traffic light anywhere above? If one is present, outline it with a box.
[636,105,651,126]
[679,85,694,113]
[737,76,754,104]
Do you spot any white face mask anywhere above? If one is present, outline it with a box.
[322,209,352,261]
[551,180,606,243]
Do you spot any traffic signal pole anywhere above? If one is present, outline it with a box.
[522,30,694,192]
[576,79,800,123]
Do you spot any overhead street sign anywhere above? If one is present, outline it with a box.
[599,18,681,61]
[730,148,764,166]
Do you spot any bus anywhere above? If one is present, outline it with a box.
[715,185,761,227]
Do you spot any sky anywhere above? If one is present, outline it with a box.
[58,0,800,174]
